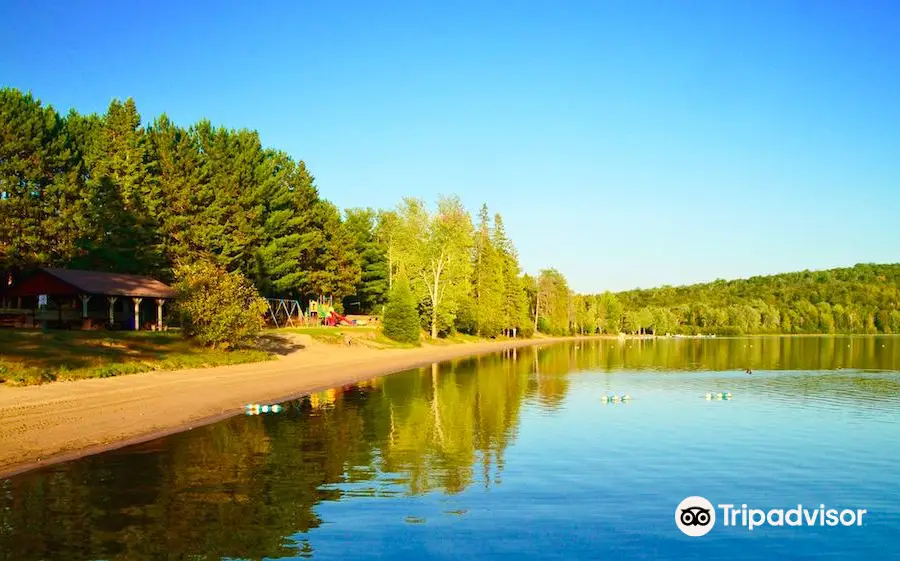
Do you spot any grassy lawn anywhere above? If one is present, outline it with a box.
[282,325,418,348]
[281,326,500,349]
[0,329,274,386]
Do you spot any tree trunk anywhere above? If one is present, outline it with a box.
[431,309,438,338]
[388,248,393,290]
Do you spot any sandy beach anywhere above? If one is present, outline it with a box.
[0,334,582,478]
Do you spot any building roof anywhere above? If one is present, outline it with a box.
[24,268,178,299]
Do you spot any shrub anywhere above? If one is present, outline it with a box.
[174,260,268,349]
[383,278,421,344]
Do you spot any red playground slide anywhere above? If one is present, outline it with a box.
[330,310,355,326]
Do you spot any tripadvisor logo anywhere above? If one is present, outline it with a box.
[675,496,868,536]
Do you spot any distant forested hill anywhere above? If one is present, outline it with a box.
[590,263,900,335]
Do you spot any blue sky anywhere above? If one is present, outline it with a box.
[2,0,898,292]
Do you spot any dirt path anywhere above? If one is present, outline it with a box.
[0,335,581,478]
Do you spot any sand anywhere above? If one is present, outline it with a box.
[0,334,581,478]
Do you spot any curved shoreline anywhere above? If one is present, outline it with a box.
[0,335,590,478]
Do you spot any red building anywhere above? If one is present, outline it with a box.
[1,268,177,330]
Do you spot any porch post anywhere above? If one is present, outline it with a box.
[107,296,118,326]
[79,294,91,318]
[133,297,143,330]
[156,298,164,330]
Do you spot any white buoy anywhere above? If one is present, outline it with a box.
[272,404,282,413]
[621,394,631,401]
[705,392,712,400]
[261,405,270,413]
[601,394,609,403]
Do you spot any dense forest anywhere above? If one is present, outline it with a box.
[0,89,532,338]
[2,88,898,338]
[562,264,900,336]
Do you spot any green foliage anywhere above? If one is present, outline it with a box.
[174,260,268,349]
[534,269,571,335]
[0,88,362,299]
[342,208,388,313]
[609,263,900,335]
[383,277,421,344]
[393,197,474,338]
[473,205,505,337]
[1,88,550,342]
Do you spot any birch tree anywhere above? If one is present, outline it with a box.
[398,196,473,338]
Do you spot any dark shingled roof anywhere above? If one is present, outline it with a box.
[41,268,178,298]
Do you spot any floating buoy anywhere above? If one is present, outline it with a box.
[244,403,282,414]
[621,394,631,401]
[725,392,732,398]
[705,392,712,400]
[601,394,609,402]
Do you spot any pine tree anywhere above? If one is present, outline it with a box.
[493,213,530,336]
[383,277,420,343]
[146,114,206,278]
[472,204,505,337]
[0,89,79,269]
[252,151,316,295]
[75,98,161,272]
[343,208,389,313]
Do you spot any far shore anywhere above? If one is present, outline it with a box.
[0,333,599,478]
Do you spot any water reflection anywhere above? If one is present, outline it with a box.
[0,336,898,561]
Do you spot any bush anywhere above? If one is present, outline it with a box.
[383,278,421,344]
[174,260,268,349]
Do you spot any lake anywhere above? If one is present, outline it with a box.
[2,335,899,560]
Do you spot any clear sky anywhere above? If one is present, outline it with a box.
[2,0,898,292]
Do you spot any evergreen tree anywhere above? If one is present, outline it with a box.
[472,204,505,337]
[146,114,206,278]
[0,89,78,269]
[75,98,160,272]
[383,277,420,344]
[492,213,529,336]
[307,201,362,299]
[343,208,389,313]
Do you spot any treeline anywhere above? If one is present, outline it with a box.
[0,89,532,338]
[5,88,898,338]
[0,88,358,296]
[346,200,533,338]
[532,263,900,336]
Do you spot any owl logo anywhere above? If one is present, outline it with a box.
[675,496,716,536]
[680,506,712,526]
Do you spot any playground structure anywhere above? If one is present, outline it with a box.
[263,294,357,328]
[310,295,355,327]
[264,298,303,328]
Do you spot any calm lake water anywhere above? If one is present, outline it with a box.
[2,336,899,560]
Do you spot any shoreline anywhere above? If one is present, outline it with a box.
[0,334,593,479]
